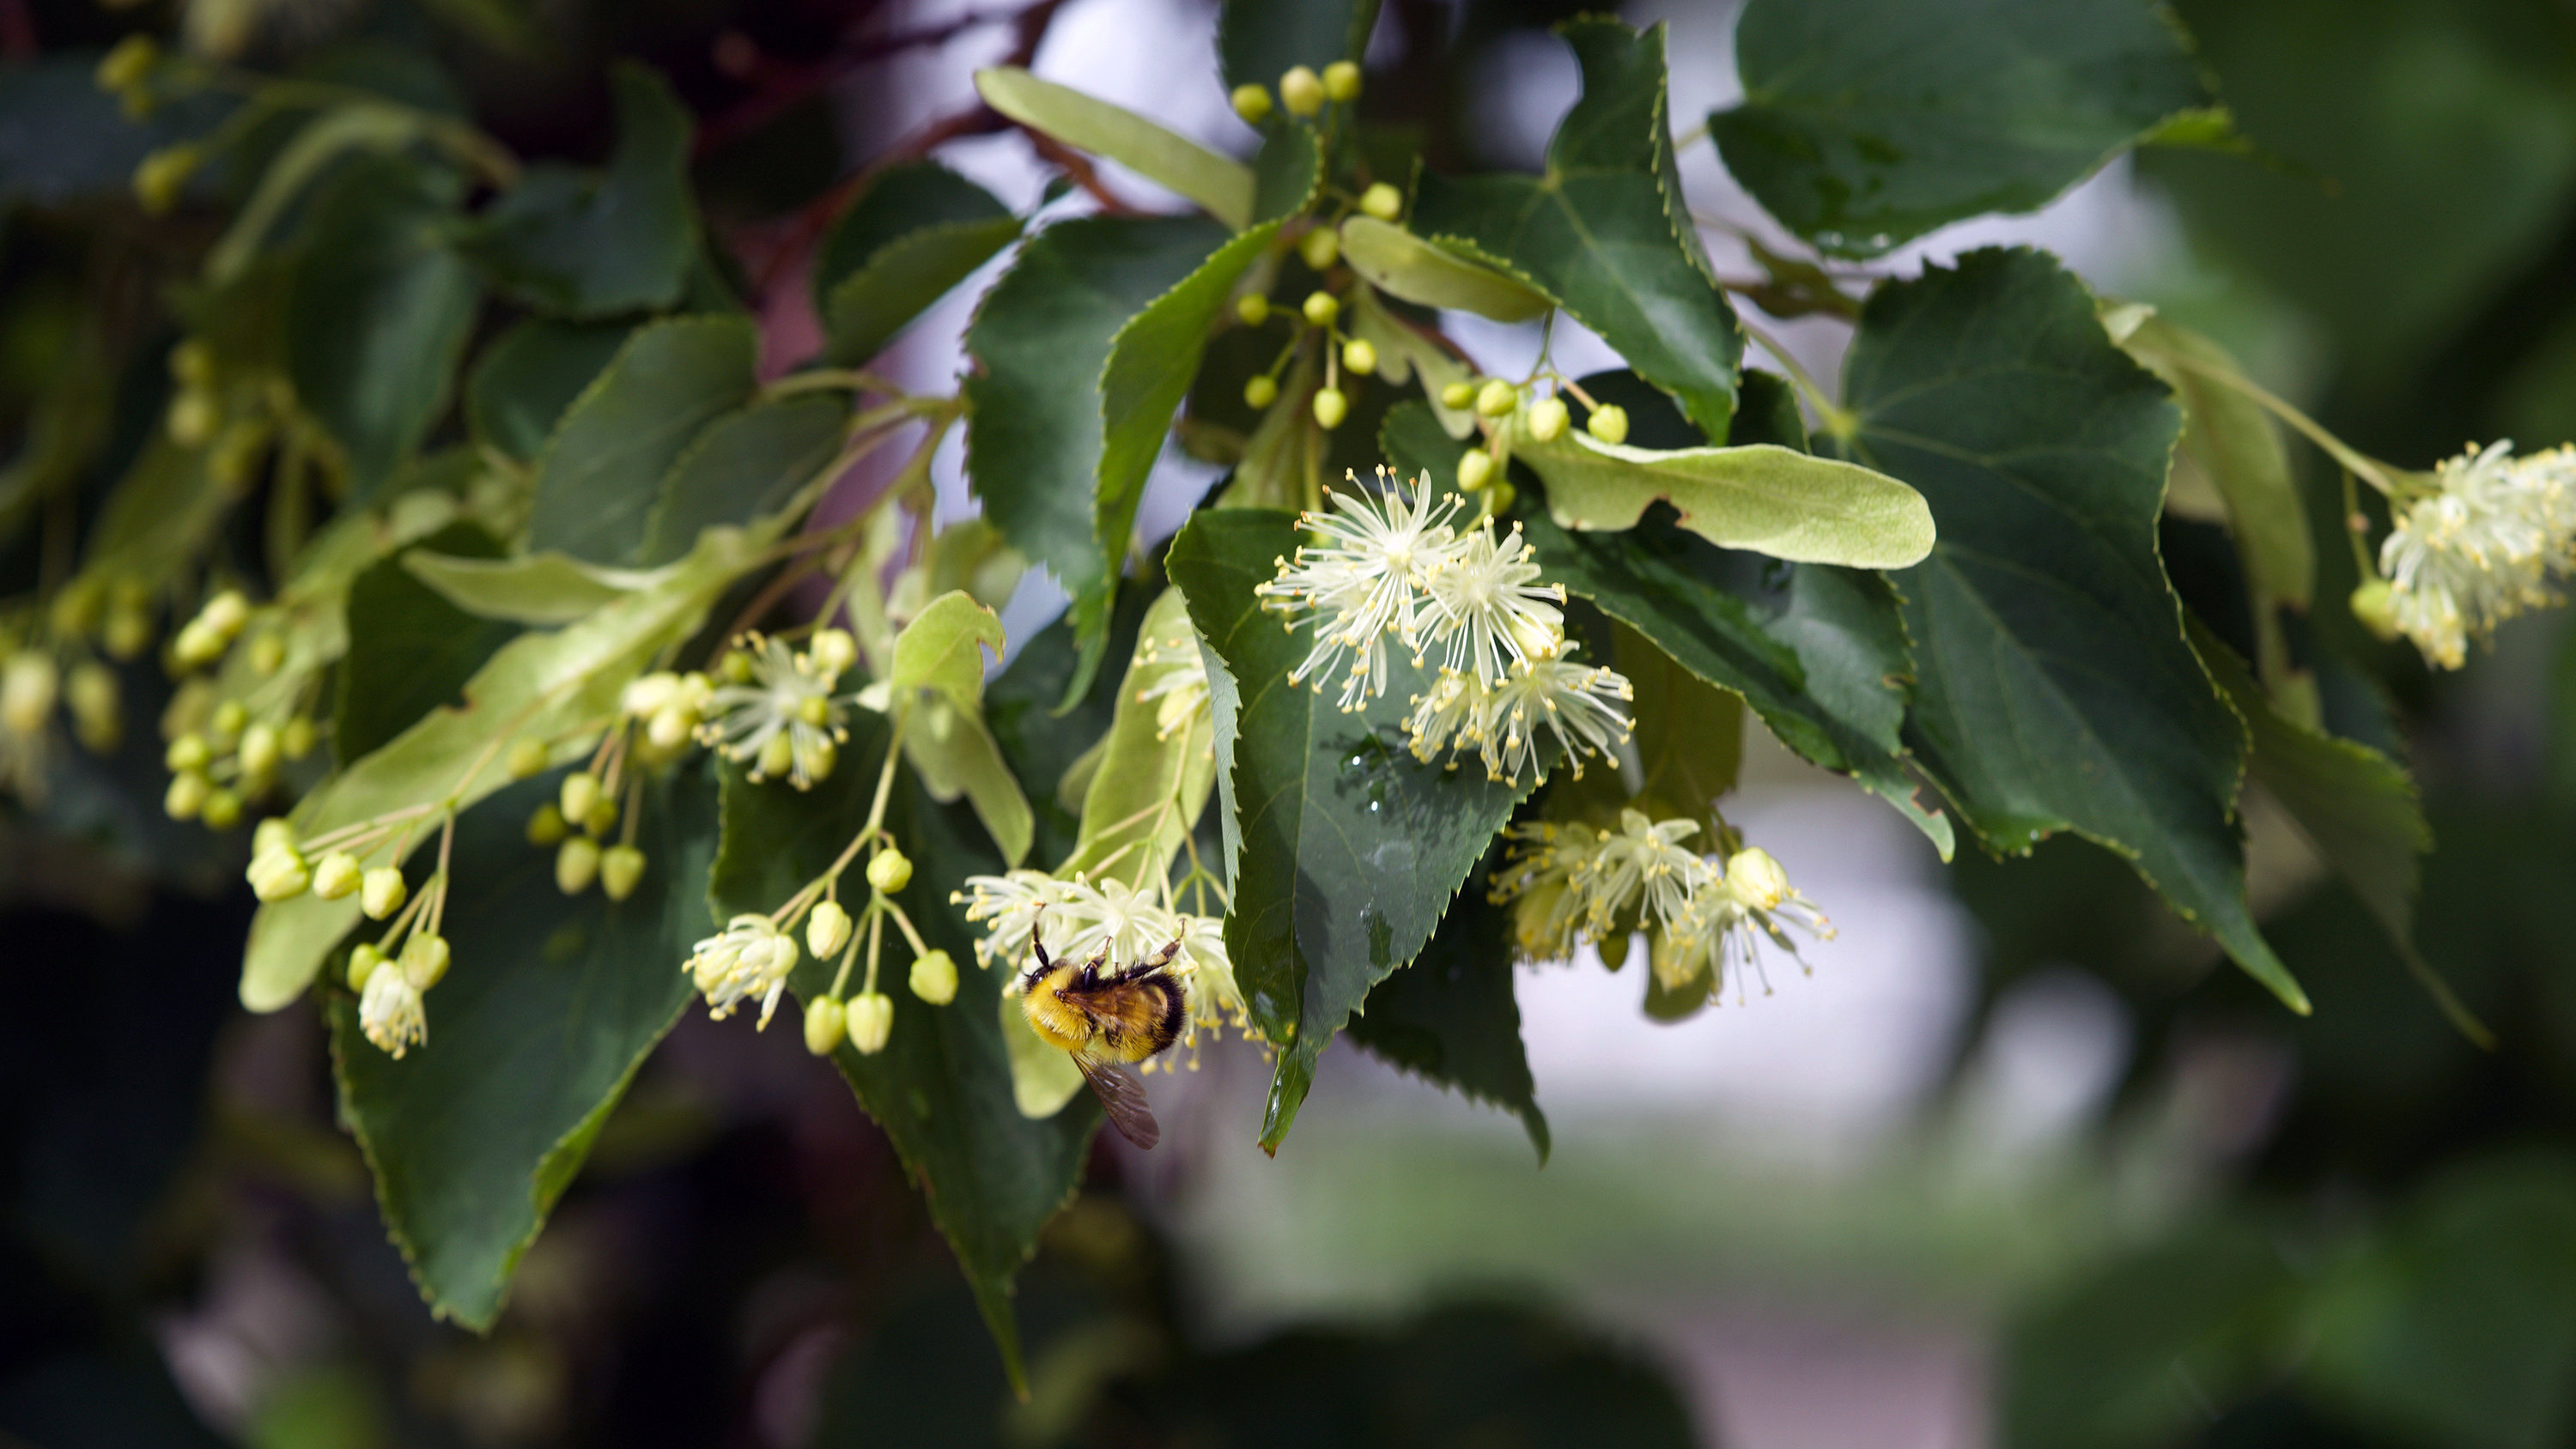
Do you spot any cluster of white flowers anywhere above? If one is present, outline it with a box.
[696,629,859,789]
[1255,467,1632,784]
[954,870,1250,1056]
[683,914,800,1028]
[2376,441,2576,669]
[1492,809,1832,999]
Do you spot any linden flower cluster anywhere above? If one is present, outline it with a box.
[1492,810,1834,1000]
[696,628,860,789]
[2368,441,2576,670]
[1255,468,1633,785]
[955,871,1251,1059]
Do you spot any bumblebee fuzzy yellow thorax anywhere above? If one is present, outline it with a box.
[1020,962,1095,1054]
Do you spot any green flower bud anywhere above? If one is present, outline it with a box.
[909,949,958,1006]
[1457,450,1496,492]
[1359,181,1403,221]
[201,787,242,830]
[1725,847,1792,911]
[507,737,549,779]
[1586,403,1629,445]
[96,35,158,96]
[807,900,854,958]
[1236,293,1270,326]
[1322,60,1361,102]
[1230,82,1273,124]
[167,339,213,389]
[402,931,450,988]
[1485,481,1517,515]
[600,845,646,902]
[803,996,847,1056]
[1,652,58,737]
[647,704,694,753]
[312,851,362,900]
[866,848,913,894]
[49,581,101,639]
[802,734,838,785]
[1299,227,1340,272]
[1527,396,1570,443]
[165,388,216,446]
[252,818,295,858]
[719,649,755,684]
[361,867,407,920]
[2350,579,2400,642]
[1475,379,1518,418]
[1312,387,1348,429]
[245,633,284,680]
[756,731,795,780]
[808,627,859,681]
[583,796,619,838]
[170,620,222,669]
[1301,289,1340,326]
[1242,374,1279,409]
[68,662,119,754]
[102,603,152,661]
[132,144,200,215]
[559,771,601,826]
[236,721,279,779]
[248,846,310,901]
[280,717,315,760]
[348,943,387,991]
[1279,64,1324,117]
[526,802,568,846]
[1441,380,1477,410]
[1342,338,1377,376]
[796,694,830,727]
[556,835,600,895]
[846,991,894,1054]
[209,700,246,743]
[164,769,210,821]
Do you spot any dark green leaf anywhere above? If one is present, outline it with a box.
[1218,0,1379,90]
[637,396,848,566]
[329,769,717,1331]
[333,521,517,766]
[526,315,760,565]
[456,64,696,318]
[1250,122,1324,225]
[286,155,481,496]
[1346,888,1550,1162]
[1831,247,2302,1011]
[1713,0,2214,257]
[466,317,635,464]
[963,215,1229,690]
[708,742,1094,1391]
[1168,509,1531,1151]
[1413,19,1741,439]
[813,161,1020,367]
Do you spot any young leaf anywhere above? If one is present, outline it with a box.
[1714,0,2216,258]
[526,315,760,566]
[329,770,715,1331]
[1830,247,2306,1013]
[985,585,1154,868]
[1217,0,1380,90]
[812,162,1021,367]
[1345,888,1550,1162]
[708,743,1095,1394]
[399,549,664,625]
[286,156,481,498]
[975,68,1255,228]
[1505,422,1934,569]
[336,522,518,764]
[1413,19,1742,439]
[886,592,1033,864]
[466,318,635,464]
[1336,215,1550,323]
[456,63,697,318]
[963,215,1229,681]
[1168,509,1531,1152]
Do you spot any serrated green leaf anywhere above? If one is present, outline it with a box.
[1382,400,1950,857]
[963,214,1229,670]
[890,591,1005,704]
[466,318,635,464]
[1714,0,2213,258]
[1346,888,1549,1162]
[328,769,714,1331]
[286,155,481,497]
[1506,423,1933,569]
[1059,588,1215,885]
[1217,0,1379,89]
[241,526,765,1011]
[1337,215,1551,323]
[526,315,760,566]
[336,522,518,764]
[886,593,1032,865]
[708,744,1094,1394]
[638,396,848,567]
[456,64,695,317]
[1413,19,1741,439]
[1830,247,2304,1013]
[975,68,1254,228]
[1250,122,1324,224]
[1168,509,1531,1152]
[208,103,433,284]
[814,161,1021,367]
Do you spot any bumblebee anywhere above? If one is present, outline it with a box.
[1018,923,1189,1149]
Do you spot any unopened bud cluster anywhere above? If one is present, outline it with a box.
[1232,60,1360,127]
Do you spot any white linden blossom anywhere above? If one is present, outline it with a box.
[697,634,849,789]
[1406,651,1633,784]
[1575,810,1713,934]
[954,872,1250,1046]
[1133,625,1214,742]
[1256,467,1463,710]
[2379,441,2576,669]
[686,914,799,1027]
[1421,520,1564,685]
[358,941,448,1058]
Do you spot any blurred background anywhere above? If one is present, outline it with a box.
[10,0,2576,1445]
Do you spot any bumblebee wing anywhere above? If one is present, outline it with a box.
[1076,1057,1160,1150]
